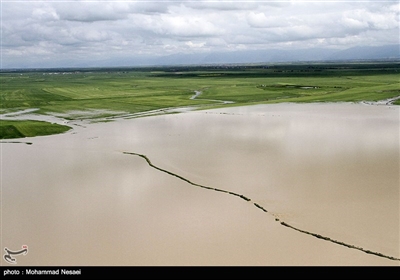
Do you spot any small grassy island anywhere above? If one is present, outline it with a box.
[0,120,71,139]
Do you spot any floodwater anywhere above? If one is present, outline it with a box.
[1,103,399,266]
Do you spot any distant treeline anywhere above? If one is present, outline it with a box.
[1,61,399,76]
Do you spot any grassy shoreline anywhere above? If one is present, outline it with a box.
[0,120,71,139]
[1,62,399,139]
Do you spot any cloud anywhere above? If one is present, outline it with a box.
[134,13,223,38]
[1,0,399,68]
[55,2,137,22]
[32,6,60,21]
[341,8,398,31]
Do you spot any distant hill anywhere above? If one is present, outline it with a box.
[327,45,400,61]
[122,44,400,66]
[5,44,399,69]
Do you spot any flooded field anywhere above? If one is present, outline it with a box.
[1,103,399,266]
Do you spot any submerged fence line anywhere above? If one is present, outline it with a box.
[123,151,400,262]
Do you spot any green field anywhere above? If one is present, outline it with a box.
[0,120,71,139]
[1,62,399,139]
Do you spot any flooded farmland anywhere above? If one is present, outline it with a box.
[1,103,399,266]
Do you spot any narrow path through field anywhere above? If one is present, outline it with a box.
[123,151,400,262]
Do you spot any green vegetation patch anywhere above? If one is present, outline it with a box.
[1,62,399,139]
[0,120,71,139]
[0,124,25,139]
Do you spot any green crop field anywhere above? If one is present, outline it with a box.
[1,62,399,139]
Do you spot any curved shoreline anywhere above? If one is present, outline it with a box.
[1,99,398,142]
[359,95,400,106]
[1,91,398,140]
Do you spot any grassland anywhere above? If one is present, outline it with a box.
[1,62,399,139]
[0,120,71,139]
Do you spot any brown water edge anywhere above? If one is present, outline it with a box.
[1,102,399,266]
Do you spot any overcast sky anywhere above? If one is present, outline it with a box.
[1,0,399,68]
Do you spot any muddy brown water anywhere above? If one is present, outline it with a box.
[1,103,399,265]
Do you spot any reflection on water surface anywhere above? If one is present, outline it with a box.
[1,103,399,265]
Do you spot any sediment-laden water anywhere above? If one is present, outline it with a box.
[1,103,399,265]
